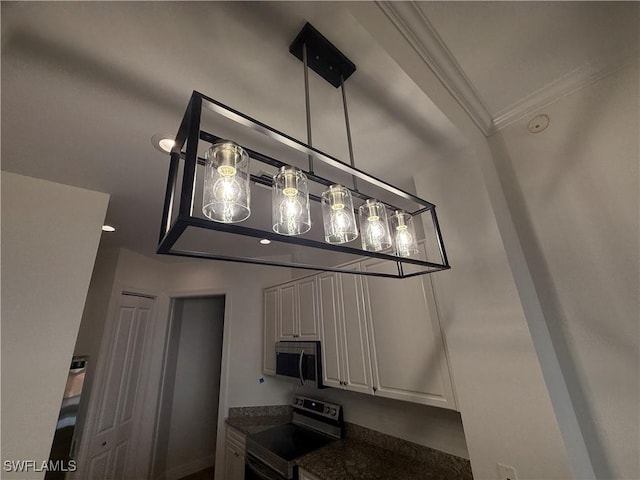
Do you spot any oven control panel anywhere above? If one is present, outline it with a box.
[293,396,341,421]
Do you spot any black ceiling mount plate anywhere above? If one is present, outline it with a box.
[289,23,356,88]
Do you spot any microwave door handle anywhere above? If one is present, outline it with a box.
[298,351,305,387]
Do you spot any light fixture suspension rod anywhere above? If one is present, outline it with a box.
[340,74,358,191]
[303,43,314,174]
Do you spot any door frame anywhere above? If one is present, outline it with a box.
[149,288,232,480]
[73,283,159,480]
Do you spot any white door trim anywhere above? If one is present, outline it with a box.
[148,288,233,480]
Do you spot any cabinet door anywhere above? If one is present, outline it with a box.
[362,258,456,409]
[339,269,374,395]
[297,277,319,339]
[225,427,245,480]
[263,287,278,375]
[224,442,244,480]
[317,272,344,389]
[279,282,297,339]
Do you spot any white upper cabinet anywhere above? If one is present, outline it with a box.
[279,282,297,339]
[297,277,319,339]
[274,278,320,341]
[338,267,374,395]
[361,258,457,410]
[317,267,374,395]
[264,254,457,410]
[317,272,344,389]
[263,287,278,375]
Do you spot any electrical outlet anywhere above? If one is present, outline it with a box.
[498,463,518,480]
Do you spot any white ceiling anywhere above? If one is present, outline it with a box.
[417,1,639,117]
[2,1,635,261]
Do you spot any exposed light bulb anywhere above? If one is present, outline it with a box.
[272,166,311,236]
[279,196,303,233]
[392,210,419,257]
[359,199,391,251]
[202,140,251,223]
[213,175,242,222]
[365,216,387,250]
[321,184,358,244]
[395,227,415,257]
[331,209,352,234]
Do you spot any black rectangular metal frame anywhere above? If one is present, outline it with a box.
[157,91,450,278]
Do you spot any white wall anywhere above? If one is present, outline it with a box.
[161,257,294,410]
[349,5,602,479]
[413,149,572,480]
[165,297,225,479]
[75,248,293,480]
[1,172,108,479]
[72,245,120,452]
[488,61,639,480]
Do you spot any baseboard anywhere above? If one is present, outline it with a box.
[164,454,215,480]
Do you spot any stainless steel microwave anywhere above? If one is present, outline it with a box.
[275,341,324,389]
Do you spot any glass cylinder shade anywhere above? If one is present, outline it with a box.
[272,166,311,236]
[321,185,358,244]
[202,141,251,223]
[391,210,419,257]
[358,199,392,252]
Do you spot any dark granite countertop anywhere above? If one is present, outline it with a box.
[296,437,471,480]
[225,414,291,435]
[225,407,472,480]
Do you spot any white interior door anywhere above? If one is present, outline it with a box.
[85,293,154,479]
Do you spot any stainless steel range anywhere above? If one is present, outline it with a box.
[245,396,343,480]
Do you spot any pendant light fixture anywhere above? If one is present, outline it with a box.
[203,140,251,223]
[272,166,311,235]
[391,210,419,257]
[321,185,358,244]
[157,23,450,278]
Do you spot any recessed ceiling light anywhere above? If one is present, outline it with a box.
[102,225,116,232]
[151,133,176,153]
[260,239,271,245]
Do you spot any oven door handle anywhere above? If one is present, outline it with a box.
[246,454,285,480]
[298,350,305,387]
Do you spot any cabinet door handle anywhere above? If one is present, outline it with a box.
[299,351,305,387]
[373,386,377,393]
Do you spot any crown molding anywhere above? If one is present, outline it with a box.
[491,52,639,132]
[377,1,494,136]
[377,1,638,138]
